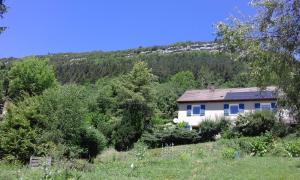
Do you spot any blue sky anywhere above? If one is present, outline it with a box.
[0,0,254,58]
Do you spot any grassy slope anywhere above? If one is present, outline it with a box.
[1,141,299,180]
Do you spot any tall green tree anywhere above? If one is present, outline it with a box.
[216,0,300,121]
[112,61,156,151]
[8,57,57,100]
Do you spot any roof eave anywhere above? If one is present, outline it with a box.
[177,98,277,103]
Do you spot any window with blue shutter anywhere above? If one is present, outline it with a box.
[193,106,201,115]
[200,105,205,116]
[224,104,229,116]
[271,102,277,112]
[187,105,192,116]
[230,105,239,114]
[239,104,245,113]
[255,103,261,111]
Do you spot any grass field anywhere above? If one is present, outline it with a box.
[1,140,300,180]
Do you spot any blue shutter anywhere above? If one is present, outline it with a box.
[200,105,205,116]
[239,104,245,113]
[255,103,261,111]
[187,105,192,116]
[271,102,276,112]
[224,104,229,116]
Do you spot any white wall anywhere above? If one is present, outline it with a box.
[177,101,276,127]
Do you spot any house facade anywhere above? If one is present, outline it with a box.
[175,86,279,127]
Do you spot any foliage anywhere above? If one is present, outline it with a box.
[111,62,156,151]
[141,128,201,148]
[8,57,57,101]
[0,97,45,163]
[133,142,148,160]
[271,121,289,137]
[284,140,300,157]
[216,0,300,121]
[237,132,274,156]
[113,99,153,151]
[235,110,276,136]
[1,138,300,179]
[176,122,189,128]
[198,120,221,141]
[170,71,197,91]
[153,83,178,119]
[0,1,7,33]
[85,112,117,143]
[80,127,107,160]
[222,147,236,159]
[198,119,230,141]
[39,85,89,146]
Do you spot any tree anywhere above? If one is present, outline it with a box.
[0,0,7,33]
[170,71,197,92]
[216,0,300,121]
[112,62,156,151]
[8,57,57,100]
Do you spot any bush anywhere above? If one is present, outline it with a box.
[0,97,49,163]
[80,127,107,160]
[113,99,153,151]
[222,148,236,159]
[86,113,117,142]
[198,120,221,141]
[177,122,189,129]
[235,110,276,136]
[284,140,300,157]
[113,125,139,151]
[271,121,288,137]
[237,132,274,156]
[141,128,201,148]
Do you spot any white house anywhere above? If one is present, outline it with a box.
[174,86,281,128]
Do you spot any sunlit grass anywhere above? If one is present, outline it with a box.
[1,141,299,179]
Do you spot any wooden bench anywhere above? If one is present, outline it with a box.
[29,156,52,168]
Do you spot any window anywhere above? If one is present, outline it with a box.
[200,105,205,116]
[187,105,205,116]
[224,104,229,116]
[193,106,201,115]
[187,105,192,116]
[229,104,239,115]
[255,102,277,111]
[261,103,271,110]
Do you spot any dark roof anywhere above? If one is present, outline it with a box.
[177,86,277,103]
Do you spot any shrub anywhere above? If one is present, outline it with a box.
[221,129,241,139]
[113,125,139,151]
[222,148,236,159]
[80,127,107,160]
[86,112,117,142]
[0,127,40,163]
[113,99,153,151]
[177,122,189,129]
[271,121,288,137]
[141,128,201,148]
[237,132,274,156]
[235,110,276,136]
[284,140,300,157]
[133,142,148,160]
[198,120,221,141]
[0,97,49,163]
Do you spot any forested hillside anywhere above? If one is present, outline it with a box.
[0,42,261,163]
[0,42,252,86]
